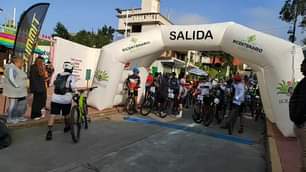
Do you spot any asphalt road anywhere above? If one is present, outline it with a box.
[0,109,267,172]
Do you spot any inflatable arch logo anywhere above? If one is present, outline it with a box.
[232,34,263,54]
[122,37,151,53]
[94,70,109,82]
[276,80,298,96]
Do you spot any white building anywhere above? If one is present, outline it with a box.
[116,0,199,75]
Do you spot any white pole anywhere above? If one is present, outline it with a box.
[13,8,16,27]
[124,10,129,37]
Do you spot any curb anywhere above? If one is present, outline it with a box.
[7,107,124,129]
[266,120,283,172]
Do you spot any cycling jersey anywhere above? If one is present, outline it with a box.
[127,74,140,90]
[197,81,212,96]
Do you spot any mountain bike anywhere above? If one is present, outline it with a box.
[70,86,97,143]
[140,86,156,116]
[126,88,139,115]
[159,88,176,118]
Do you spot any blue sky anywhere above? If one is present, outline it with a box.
[0,0,304,43]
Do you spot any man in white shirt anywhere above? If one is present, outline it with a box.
[227,75,245,135]
[196,76,212,104]
[46,62,76,141]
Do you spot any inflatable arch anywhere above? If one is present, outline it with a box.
[88,22,304,137]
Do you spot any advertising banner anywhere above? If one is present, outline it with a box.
[52,37,100,87]
[13,3,50,70]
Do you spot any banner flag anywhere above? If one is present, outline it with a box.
[13,3,50,71]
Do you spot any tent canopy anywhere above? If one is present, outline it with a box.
[188,68,208,76]
[0,32,45,55]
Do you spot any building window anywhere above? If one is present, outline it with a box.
[131,24,142,33]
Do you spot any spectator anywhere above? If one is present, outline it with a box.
[45,60,54,87]
[30,56,48,120]
[227,75,245,135]
[3,57,28,124]
[46,62,76,141]
[289,59,306,172]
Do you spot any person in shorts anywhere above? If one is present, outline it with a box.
[46,62,76,141]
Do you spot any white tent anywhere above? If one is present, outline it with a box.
[84,22,304,137]
[188,68,208,76]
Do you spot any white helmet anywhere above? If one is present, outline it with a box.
[180,78,186,85]
[63,62,74,71]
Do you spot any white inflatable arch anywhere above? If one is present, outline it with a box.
[88,22,304,137]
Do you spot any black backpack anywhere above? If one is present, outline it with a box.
[54,74,70,95]
[0,118,11,149]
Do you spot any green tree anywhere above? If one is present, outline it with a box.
[279,0,306,43]
[52,22,71,40]
[94,25,115,48]
[72,30,95,47]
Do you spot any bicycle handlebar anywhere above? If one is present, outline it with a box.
[75,86,98,93]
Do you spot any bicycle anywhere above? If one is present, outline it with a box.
[126,88,139,115]
[192,94,212,126]
[70,86,97,143]
[159,88,176,118]
[140,86,156,116]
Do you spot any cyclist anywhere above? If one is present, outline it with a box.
[195,75,212,104]
[145,72,154,100]
[46,62,76,141]
[168,72,180,114]
[177,78,187,118]
[157,73,169,113]
[126,67,141,109]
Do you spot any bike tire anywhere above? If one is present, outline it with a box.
[140,98,153,116]
[126,97,136,115]
[70,106,81,143]
[192,103,203,123]
[203,105,214,127]
[84,104,89,129]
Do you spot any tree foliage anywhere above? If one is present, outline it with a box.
[279,0,306,43]
[52,22,115,48]
[52,22,70,40]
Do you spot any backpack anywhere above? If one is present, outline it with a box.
[0,118,11,149]
[54,74,70,95]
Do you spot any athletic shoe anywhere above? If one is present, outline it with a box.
[46,130,52,141]
[7,119,19,124]
[176,111,183,118]
[34,117,41,121]
[64,126,71,133]
[18,117,28,122]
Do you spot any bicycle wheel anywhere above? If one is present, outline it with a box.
[126,97,136,115]
[203,105,214,127]
[84,103,89,129]
[140,97,153,116]
[70,106,81,143]
[192,102,203,123]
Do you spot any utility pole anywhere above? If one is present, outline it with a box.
[124,10,129,38]
[13,8,16,27]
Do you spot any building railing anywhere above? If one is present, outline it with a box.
[118,12,173,25]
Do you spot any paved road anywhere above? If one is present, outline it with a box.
[0,109,267,172]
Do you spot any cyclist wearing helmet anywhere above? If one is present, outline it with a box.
[195,75,212,101]
[46,61,76,141]
[126,67,141,107]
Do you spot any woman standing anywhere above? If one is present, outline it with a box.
[30,57,48,120]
